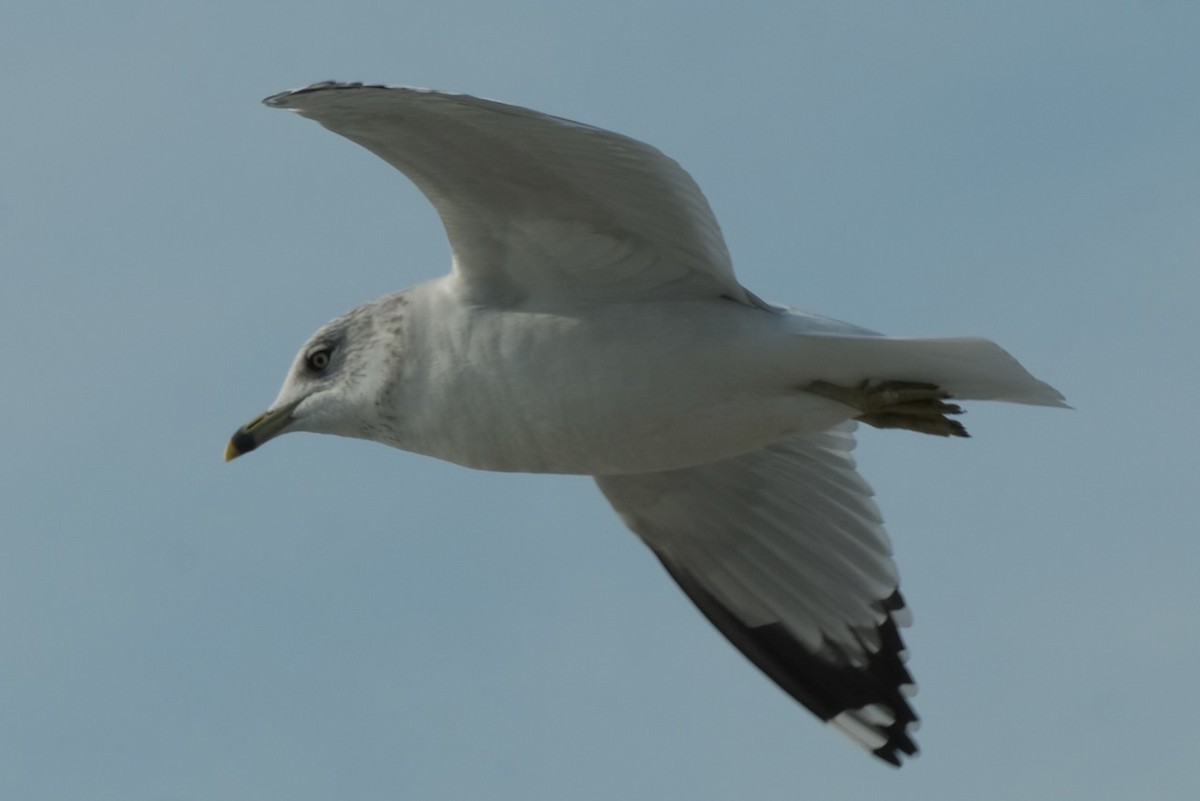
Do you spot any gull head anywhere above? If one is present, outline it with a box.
[224,294,407,461]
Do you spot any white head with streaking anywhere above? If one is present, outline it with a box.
[229,294,412,454]
[227,82,1066,766]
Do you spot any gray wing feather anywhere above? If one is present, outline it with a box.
[596,423,919,764]
[265,82,752,306]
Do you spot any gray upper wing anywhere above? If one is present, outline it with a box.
[265,82,754,306]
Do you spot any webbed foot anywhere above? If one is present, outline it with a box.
[805,380,969,438]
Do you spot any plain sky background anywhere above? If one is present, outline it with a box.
[4,2,1198,799]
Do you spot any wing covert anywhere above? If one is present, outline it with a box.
[265,82,752,306]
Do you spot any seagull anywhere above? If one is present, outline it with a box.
[226,82,1065,766]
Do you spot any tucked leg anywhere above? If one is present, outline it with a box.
[805,380,969,438]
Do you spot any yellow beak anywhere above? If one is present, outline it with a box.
[224,400,301,461]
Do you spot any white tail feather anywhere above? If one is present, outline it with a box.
[797,334,1067,407]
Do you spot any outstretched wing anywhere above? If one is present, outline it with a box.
[265,82,756,307]
[595,423,919,765]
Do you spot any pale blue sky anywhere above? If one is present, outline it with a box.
[4,2,1198,799]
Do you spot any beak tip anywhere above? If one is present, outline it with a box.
[226,404,294,463]
[224,428,259,462]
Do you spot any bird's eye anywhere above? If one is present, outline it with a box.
[305,346,332,372]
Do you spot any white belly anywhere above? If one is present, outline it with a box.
[382,285,853,475]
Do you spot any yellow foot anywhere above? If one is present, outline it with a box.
[805,380,969,438]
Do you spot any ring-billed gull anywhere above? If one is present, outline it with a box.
[226,82,1065,766]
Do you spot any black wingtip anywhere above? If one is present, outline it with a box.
[657,556,920,765]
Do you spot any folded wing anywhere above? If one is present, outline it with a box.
[595,423,919,765]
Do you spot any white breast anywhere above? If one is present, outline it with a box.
[376,278,851,475]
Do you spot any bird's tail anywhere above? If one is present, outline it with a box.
[795,334,1068,407]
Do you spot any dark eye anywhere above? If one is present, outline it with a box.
[305,346,332,372]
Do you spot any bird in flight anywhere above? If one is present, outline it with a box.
[227,82,1065,766]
